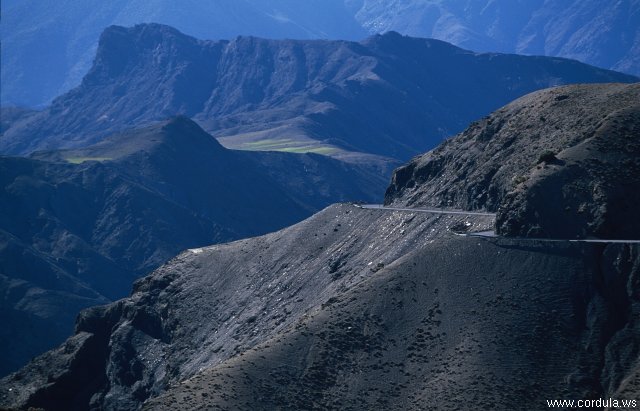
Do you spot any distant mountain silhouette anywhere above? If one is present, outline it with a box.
[2,24,636,160]
[0,0,365,107]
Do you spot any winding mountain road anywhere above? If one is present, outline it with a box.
[355,204,640,244]
[355,204,496,217]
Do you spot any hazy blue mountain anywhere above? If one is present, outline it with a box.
[1,24,635,161]
[0,116,392,377]
[2,0,638,108]
[349,0,640,76]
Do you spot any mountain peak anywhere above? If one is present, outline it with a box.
[43,117,226,165]
[85,23,198,85]
[100,23,189,44]
[362,29,468,56]
[160,115,207,135]
[118,116,227,157]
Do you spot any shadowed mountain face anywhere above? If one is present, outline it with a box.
[0,116,392,377]
[1,24,636,159]
[2,84,638,410]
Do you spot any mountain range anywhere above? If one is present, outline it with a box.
[0,20,637,382]
[1,82,638,410]
[0,116,392,377]
[1,8,639,408]
[1,24,636,161]
[2,0,639,108]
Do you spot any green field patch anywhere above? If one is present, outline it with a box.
[240,138,298,150]
[238,138,338,155]
[65,157,112,164]
[277,146,338,155]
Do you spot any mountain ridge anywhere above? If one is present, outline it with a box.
[1,24,636,160]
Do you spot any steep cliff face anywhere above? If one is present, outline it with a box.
[2,84,639,410]
[386,83,640,239]
[2,24,636,159]
[497,101,640,239]
[1,0,366,108]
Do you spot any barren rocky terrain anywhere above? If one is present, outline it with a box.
[1,83,638,410]
[13,17,632,381]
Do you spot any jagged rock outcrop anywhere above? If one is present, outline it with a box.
[386,83,640,239]
[1,24,636,159]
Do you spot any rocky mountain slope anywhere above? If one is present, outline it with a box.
[3,0,639,108]
[2,84,638,410]
[1,24,636,160]
[0,116,391,377]
[385,83,640,239]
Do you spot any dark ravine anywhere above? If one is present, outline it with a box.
[1,83,639,410]
[1,24,636,159]
[0,116,393,377]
